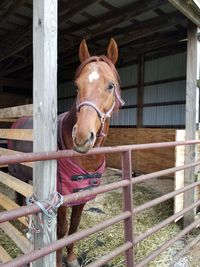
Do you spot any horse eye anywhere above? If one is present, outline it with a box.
[107,83,115,91]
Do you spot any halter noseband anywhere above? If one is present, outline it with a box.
[76,100,115,137]
[75,56,125,137]
[76,86,124,137]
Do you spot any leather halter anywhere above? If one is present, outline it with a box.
[75,56,125,137]
[76,85,124,137]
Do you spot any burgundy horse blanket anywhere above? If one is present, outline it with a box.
[57,112,105,206]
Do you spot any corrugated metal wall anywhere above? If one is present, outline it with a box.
[58,51,186,127]
[143,52,186,126]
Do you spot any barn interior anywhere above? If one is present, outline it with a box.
[0,2,200,265]
[0,0,200,174]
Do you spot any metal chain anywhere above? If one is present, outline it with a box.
[26,191,63,237]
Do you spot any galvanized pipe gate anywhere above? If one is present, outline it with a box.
[0,139,200,267]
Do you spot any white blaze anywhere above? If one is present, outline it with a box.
[88,71,99,83]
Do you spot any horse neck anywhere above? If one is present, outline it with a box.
[61,103,108,172]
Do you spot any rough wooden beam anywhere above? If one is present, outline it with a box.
[0,129,33,141]
[59,12,185,66]
[0,222,29,253]
[0,58,32,76]
[0,171,33,196]
[91,12,185,43]
[59,0,101,26]
[33,0,57,266]
[61,0,165,36]
[0,193,28,226]
[0,0,26,24]
[0,245,12,263]
[0,33,31,63]
[0,104,32,118]
[184,22,199,227]
[168,0,200,27]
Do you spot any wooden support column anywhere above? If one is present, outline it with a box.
[33,1,57,266]
[184,22,199,227]
[137,54,144,127]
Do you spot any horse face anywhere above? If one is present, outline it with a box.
[72,39,119,153]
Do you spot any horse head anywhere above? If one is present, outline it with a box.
[72,39,124,153]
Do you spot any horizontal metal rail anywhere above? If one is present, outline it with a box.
[133,180,200,214]
[1,140,200,266]
[86,242,132,267]
[0,139,199,166]
[1,161,200,223]
[0,180,130,223]
[134,199,200,245]
[135,216,200,267]
[131,160,200,185]
[1,211,131,267]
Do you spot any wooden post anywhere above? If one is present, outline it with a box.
[33,1,57,266]
[137,54,144,128]
[184,22,199,227]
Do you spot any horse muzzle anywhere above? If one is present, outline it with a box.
[72,126,96,154]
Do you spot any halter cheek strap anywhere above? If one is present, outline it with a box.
[76,100,116,137]
[76,83,125,137]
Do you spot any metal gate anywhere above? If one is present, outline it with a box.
[0,139,200,267]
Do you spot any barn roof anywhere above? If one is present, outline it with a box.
[0,0,199,94]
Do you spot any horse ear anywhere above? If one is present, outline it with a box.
[107,38,118,64]
[79,39,90,63]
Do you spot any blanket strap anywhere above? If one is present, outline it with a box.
[71,173,102,181]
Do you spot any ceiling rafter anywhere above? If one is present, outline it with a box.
[0,0,26,24]
[59,0,101,27]
[59,11,185,65]
[61,0,166,36]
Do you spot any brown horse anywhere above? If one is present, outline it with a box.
[8,38,124,267]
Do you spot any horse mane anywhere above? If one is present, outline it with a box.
[75,55,122,110]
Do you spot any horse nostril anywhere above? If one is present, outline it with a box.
[72,125,77,138]
[88,131,95,144]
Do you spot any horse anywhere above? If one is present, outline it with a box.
[8,38,124,267]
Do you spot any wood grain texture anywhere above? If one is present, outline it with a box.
[0,222,29,253]
[184,22,199,226]
[33,1,58,266]
[0,129,33,141]
[0,193,27,226]
[0,171,33,196]
[105,128,176,175]
[0,245,12,263]
[0,104,33,118]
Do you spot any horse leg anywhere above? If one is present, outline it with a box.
[66,204,85,267]
[57,206,68,267]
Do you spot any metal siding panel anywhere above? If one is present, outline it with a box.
[143,105,185,125]
[144,52,186,82]
[111,108,136,126]
[122,88,137,105]
[118,65,138,86]
[144,80,186,104]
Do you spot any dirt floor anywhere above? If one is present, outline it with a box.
[0,167,200,266]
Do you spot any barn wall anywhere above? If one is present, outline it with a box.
[143,52,186,127]
[58,51,186,128]
[105,128,176,174]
